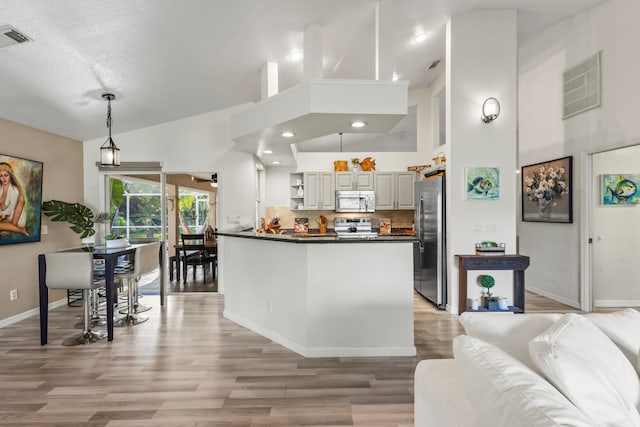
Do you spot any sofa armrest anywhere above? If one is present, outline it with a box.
[414,359,477,427]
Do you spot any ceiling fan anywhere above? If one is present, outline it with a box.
[191,173,218,187]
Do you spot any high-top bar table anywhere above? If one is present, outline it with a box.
[38,244,142,345]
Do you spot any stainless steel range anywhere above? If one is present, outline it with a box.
[334,217,378,239]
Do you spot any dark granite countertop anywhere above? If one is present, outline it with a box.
[215,229,417,244]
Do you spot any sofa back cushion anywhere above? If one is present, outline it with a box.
[585,308,640,375]
[453,335,595,427]
[529,313,640,426]
[459,312,561,371]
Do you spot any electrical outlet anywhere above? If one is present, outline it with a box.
[9,289,18,301]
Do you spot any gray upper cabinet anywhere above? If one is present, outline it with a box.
[396,172,415,209]
[335,171,374,191]
[374,172,395,210]
[304,172,335,210]
[374,172,416,210]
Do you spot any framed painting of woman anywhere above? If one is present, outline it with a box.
[0,154,43,245]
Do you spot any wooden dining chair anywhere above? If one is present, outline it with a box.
[181,233,215,283]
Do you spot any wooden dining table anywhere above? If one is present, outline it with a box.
[38,244,148,345]
[172,241,216,282]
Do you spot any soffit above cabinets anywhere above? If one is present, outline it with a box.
[229,79,408,161]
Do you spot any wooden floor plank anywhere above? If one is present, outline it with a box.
[0,290,611,425]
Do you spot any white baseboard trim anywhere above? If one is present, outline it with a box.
[526,286,581,309]
[224,310,416,358]
[305,345,416,358]
[446,303,458,315]
[0,298,67,329]
[223,310,309,356]
[595,299,640,308]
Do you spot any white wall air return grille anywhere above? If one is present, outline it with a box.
[563,51,601,120]
[0,25,33,48]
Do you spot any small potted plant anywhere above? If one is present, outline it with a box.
[479,274,498,310]
[350,158,360,171]
[105,233,128,248]
[316,215,328,234]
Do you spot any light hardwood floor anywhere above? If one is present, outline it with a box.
[0,291,580,426]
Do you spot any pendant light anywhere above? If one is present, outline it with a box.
[100,93,120,167]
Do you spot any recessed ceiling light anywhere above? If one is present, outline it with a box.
[351,121,366,128]
[272,160,282,164]
[263,149,273,154]
[414,32,430,43]
[288,50,303,62]
[281,131,295,138]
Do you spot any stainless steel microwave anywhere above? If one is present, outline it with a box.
[335,190,375,213]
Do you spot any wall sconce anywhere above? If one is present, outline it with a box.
[481,97,500,124]
[100,93,120,166]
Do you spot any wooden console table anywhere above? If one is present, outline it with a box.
[456,254,530,315]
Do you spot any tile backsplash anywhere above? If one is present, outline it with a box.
[265,206,414,231]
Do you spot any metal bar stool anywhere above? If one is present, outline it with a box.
[44,252,106,346]
[114,242,161,326]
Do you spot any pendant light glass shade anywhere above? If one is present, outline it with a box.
[100,137,120,166]
[100,93,120,167]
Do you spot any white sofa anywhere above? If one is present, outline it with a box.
[414,309,640,427]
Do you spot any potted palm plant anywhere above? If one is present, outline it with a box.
[42,200,96,241]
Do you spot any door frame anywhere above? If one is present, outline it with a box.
[580,141,640,312]
[99,164,167,306]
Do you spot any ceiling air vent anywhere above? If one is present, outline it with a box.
[563,51,601,120]
[0,25,33,48]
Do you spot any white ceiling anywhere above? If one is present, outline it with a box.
[0,0,608,144]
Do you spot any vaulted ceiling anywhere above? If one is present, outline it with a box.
[0,0,608,143]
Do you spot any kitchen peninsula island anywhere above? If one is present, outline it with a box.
[216,230,417,357]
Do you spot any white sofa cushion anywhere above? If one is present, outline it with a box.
[529,313,640,426]
[585,308,640,375]
[414,359,477,427]
[459,312,561,371]
[453,335,595,427]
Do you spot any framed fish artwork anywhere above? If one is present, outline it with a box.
[521,156,573,223]
[601,174,640,205]
[466,167,499,200]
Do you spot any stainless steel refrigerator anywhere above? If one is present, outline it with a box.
[414,171,447,309]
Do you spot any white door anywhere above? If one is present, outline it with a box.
[590,145,640,308]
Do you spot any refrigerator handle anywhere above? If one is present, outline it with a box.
[416,197,423,236]
[416,197,424,254]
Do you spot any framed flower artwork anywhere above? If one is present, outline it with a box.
[521,156,573,223]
